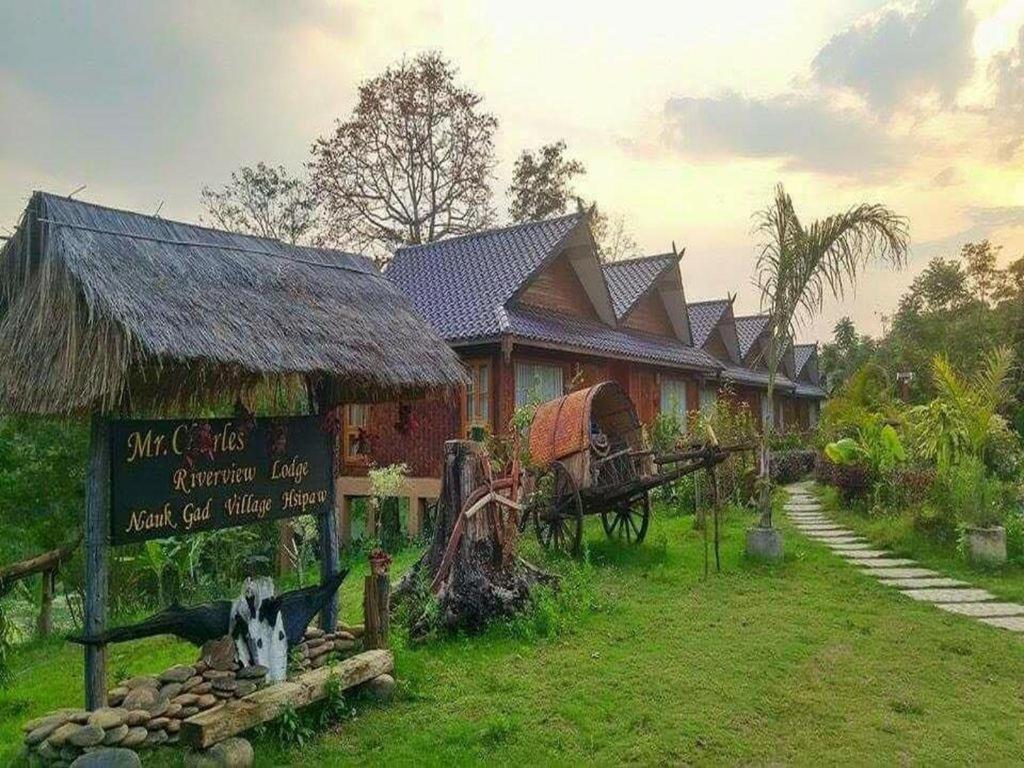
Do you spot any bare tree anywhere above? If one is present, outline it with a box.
[200,162,319,244]
[309,52,497,263]
[590,206,639,262]
[508,141,585,222]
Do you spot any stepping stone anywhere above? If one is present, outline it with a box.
[878,577,968,588]
[901,588,996,603]
[795,525,845,532]
[978,616,1024,632]
[834,549,890,559]
[827,543,875,551]
[849,557,917,568]
[807,535,864,544]
[865,567,939,579]
[936,602,1024,617]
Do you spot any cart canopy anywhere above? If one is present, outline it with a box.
[528,381,643,468]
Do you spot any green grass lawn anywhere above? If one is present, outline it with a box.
[4,497,1024,766]
[819,485,1024,603]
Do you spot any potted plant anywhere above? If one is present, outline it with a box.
[949,458,1007,566]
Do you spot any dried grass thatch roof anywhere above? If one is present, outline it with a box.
[0,192,467,414]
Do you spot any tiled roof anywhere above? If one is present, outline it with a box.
[504,306,721,372]
[386,213,583,341]
[735,314,770,360]
[721,365,795,391]
[793,343,816,378]
[602,254,677,320]
[687,299,731,348]
[794,382,827,398]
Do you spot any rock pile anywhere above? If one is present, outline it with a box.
[290,625,363,673]
[22,625,364,764]
[22,656,268,765]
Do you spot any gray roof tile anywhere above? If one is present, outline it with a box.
[505,306,720,371]
[386,214,583,341]
[687,299,731,348]
[735,314,770,360]
[602,254,677,320]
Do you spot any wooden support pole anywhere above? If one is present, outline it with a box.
[363,572,390,650]
[84,414,110,710]
[36,569,54,637]
[319,506,340,632]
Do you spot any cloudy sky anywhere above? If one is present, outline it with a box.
[2,0,1023,344]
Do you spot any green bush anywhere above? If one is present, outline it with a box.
[769,449,815,484]
[936,457,1007,528]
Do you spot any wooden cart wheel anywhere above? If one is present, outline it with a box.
[601,491,650,544]
[534,460,583,556]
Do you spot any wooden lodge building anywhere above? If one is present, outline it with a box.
[335,213,825,538]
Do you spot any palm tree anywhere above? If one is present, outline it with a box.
[754,184,909,527]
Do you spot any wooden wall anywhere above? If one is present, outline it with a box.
[623,293,675,337]
[518,252,598,320]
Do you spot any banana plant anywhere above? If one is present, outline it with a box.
[825,418,905,475]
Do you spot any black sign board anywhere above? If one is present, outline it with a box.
[109,415,333,545]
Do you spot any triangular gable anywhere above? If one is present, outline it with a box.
[512,216,617,326]
[687,298,741,364]
[793,343,820,385]
[603,253,691,342]
[735,314,771,368]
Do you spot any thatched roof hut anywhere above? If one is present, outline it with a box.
[0,192,467,414]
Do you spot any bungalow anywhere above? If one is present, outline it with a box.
[334,212,825,539]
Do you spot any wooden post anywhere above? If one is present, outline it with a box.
[319,509,340,632]
[84,414,110,710]
[319,412,340,631]
[363,570,390,650]
[36,569,54,637]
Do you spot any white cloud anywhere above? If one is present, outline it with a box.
[661,91,899,177]
[811,0,975,114]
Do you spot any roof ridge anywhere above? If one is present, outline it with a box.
[394,212,583,256]
[602,251,677,269]
[687,298,731,307]
[35,190,302,253]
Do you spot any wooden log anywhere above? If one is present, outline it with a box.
[180,649,394,749]
[0,536,79,593]
[84,414,110,710]
[362,574,390,650]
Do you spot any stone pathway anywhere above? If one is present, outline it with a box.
[783,481,1024,635]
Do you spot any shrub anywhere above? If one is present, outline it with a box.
[814,453,836,485]
[769,449,815,484]
[887,466,936,508]
[832,463,872,504]
[936,456,1006,529]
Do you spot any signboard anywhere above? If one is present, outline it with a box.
[109,415,333,545]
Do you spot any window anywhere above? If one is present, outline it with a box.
[760,394,773,431]
[660,377,688,431]
[464,360,491,436]
[515,362,563,407]
[344,404,369,462]
[699,384,717,414]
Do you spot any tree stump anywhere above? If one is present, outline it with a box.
[396,440,556,638]
[363,573,390,650]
